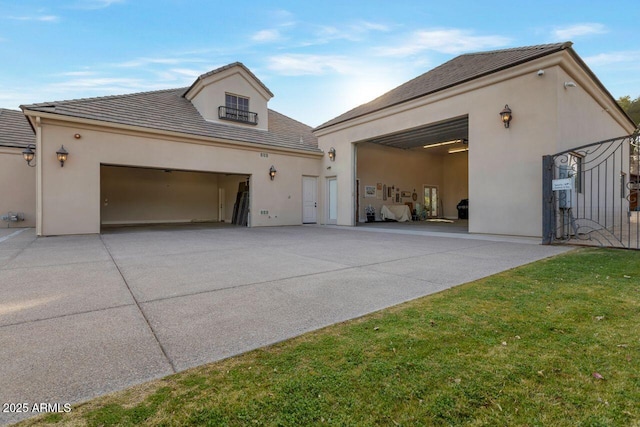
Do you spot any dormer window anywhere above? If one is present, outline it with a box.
[220,93,258,125]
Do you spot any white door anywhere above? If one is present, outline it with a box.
[302,176,317,224]
[327,177,337,224]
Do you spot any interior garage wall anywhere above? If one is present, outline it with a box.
[100,165,218,224]
[356,142,443,221]
[441,152,469,218]
[0,147,36,228]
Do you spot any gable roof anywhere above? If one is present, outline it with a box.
[21,88,319,153]
[183,62,274,99]
[315,42,575,131]
[0,108,34,148]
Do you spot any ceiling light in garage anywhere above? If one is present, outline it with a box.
[448,147,469,154]
[423,139,463,149]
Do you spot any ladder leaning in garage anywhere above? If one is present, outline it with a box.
[232,181,249,226]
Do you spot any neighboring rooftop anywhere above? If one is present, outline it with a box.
[316,42,574,130]
[21,74,318,153]
[0,108,34,148]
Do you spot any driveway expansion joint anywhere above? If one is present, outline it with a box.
[99,235,177,374]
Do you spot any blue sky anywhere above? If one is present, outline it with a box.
[0,0,638,127]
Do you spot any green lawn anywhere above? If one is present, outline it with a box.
[21,248,640,426]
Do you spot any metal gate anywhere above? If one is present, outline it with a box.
[542,133,639,249]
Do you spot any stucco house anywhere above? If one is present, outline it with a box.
[2,42,635,238]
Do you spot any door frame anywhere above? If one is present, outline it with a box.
[326,176,337,225]
[423,184,440,218]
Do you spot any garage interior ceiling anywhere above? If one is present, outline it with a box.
[361,115,468,150]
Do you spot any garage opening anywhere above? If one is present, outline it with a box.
[100,164,250,230]
[355,115,469,233]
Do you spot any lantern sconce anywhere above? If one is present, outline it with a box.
[328,147,336,161]
[269,165,277,180]
[499,104,512,128]
[56,145,69,167]
[22,144,36,167]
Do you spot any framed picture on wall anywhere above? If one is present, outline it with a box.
[365,185,376,198]
[382,184,387,201]
[395,193,400,203]
[401,191,411,198]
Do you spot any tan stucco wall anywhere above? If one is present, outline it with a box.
[0,147,36,228]
[316,52,633,237]
[36,120,321,235]
[100,166,220,224]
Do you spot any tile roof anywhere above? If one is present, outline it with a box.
[0,108,34,148]
[316,42,573,131]
[21,88,319,154]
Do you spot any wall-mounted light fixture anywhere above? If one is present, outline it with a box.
[328,147,336,161]
[56,145,69,167]
[499,104,512,128]
[269,165,277,180]
[22,144,36,167]
[564,82,577,89]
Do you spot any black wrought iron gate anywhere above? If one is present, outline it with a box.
[542,134,639,249]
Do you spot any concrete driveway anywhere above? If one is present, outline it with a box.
[0,225,570,425]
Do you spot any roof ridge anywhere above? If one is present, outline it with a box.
[460,41,572,57]
[21,87,187,109]
[0,107,22,114]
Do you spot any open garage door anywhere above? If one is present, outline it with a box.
[355,116,469,232]
[100,164,250,229]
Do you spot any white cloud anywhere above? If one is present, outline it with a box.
[70,0,125,10]
[354,21,390,33]
[552,23,607,40]
[167,68,203,78]
[252,29,282,43]
[267,54,357,76]
[57,71,96,77]
[50,77,146,90]
[584,50,640,67]
[8,15,59,22]
[376,29,510,56]
[310,21,390,44]
[112,56,207,68]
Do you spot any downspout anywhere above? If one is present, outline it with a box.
[35,116,43,236]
